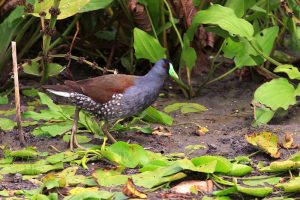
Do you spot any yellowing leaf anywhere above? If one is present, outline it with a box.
[69,187,99,195]
[197,126,209,135]
[123,178,147,199]
[245,132,280,158]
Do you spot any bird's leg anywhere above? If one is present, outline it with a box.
[70,107,80,151]
[102,121,117,143]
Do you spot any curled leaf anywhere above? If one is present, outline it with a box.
[282,133,299,149]
[123,178,147,199]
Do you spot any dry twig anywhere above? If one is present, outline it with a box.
[11,41,26,146]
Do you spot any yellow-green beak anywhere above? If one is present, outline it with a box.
[168,63,179,80]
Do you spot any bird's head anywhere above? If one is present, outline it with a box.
[152,59,179,80]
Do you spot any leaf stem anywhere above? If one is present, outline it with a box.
[163,0,183,48]
[249,40,282,66]
[49,14,81,49]
[41,0,61,83]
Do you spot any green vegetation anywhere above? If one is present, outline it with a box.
[0,0,300,199]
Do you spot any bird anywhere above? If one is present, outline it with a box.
[43,59,178,150]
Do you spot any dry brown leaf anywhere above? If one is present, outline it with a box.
[282,133,299,149]
[123,178,147,199]
[152,126,172,136]
[128,0,151,32]
[171,180,214,194]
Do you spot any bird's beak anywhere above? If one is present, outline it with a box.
[168,63,179,80]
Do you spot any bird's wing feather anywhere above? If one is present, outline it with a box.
[65,74,137,103]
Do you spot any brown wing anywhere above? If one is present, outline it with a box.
[64,74,137,103]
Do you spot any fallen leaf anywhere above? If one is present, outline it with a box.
[245,132,280,158]
[152,126,172,136]
[123,178,147,199]
[282,133,299,149]
[69,187,99,195]
[196,126,209,135]
[171,180,214,194]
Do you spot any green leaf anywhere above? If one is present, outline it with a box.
[58,167,97,186]
[23,61,41,76]
[21,88,39,97]
[9,147,38,159]
[78,0,113,13]
[38,92,63,112]
[225,0,245,17]
[254,78,297,110]
[32,122,72,137]
[0,108,16,116]
[64,190,114,200]
[63,134,91,144]
[252,107,275,126]
[274,64,300,80]
[0,162,64,175]
[236,184,273,197]
[0,190,9,197]
[141,106,173,125]
[48,63,65,77]
[192,156,232,173]
[222,26,278,67]
[243,177,281,186]
[187,4,254,40]
[213,187,237,196]
[132,170,186,188]
[46,151,78,164]
[276,177,300,192]
[0,118,16,131]
[32,0,90,19]
[93,168,129,187]
[181,34,197,70]
[164,102,208,114]
[0,6,23,56]
[255,26,279,57]
[0,95,8,105]
[225,163,253,176]
[102,141,149,168]
[133,28,166,63]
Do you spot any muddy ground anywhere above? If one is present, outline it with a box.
[0,76,300,199]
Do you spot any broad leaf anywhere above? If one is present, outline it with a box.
[102,141,149,168]
[192,156,232,173]
[0,118,16,131]
[93,168,129,187]
[0,95,8,105]
[141,106,173,125]
[245,132,280,158]
[187,4,254,40]
[78,0,113,13]
[133,28,166,63]
[32,0,90,19]
[164,102,207,114]
[274,64,300,80]
[181,34,197,70]
[254,78,297,110]
[243,177,281,186]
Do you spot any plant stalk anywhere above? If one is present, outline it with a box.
[41,0,61,83]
